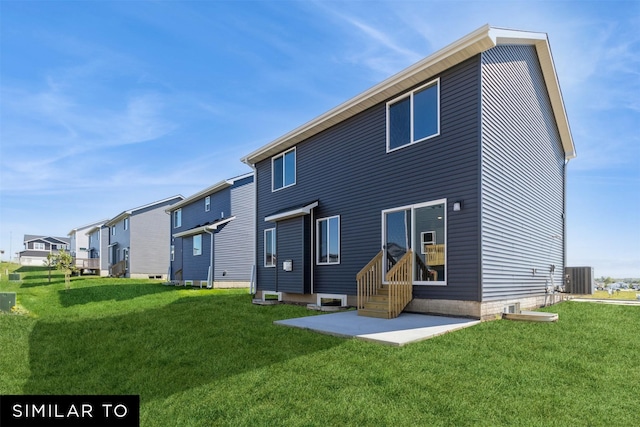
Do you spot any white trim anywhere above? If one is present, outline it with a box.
[381,198,447,286]
[165,172,253,212]
[316,215,340,265]
[421,231,436,254]
[241,25,575,165]
[172,216,237,238]
[205,196,211,212]
[316,293,347,307]
[264,201,318,222]
[107,195,184,226]
[271,147,296,192]
[264,228,276,268]
[386,78,440,153]
[262,291,282,302]
[193,234,202,256]
[173,209,182,229]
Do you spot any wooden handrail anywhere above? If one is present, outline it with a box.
[356,251,383,310]
[425,244,445,266]
[385,249,413,318]
[110,260,127,278]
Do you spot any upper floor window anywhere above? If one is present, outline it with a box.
[173,209,182,228]
[34,242,45,250]
[111,227,116,236]
[124,218,129,231]
[387,79,439,152]
[272,148,296,191]
[193,234,202,256]
[317,216,340,265]
[205,196,211,212]
[264,228,276,267]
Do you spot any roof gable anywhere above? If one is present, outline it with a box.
[241,25,575,165]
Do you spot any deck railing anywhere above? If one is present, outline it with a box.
[356,251,383,310]
[356,249,413,319]
[73,258,100,270]
[110,260,127,277]
[425,244,445,266]
[385,249,413,318]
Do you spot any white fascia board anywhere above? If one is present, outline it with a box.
[489,27,576,159]
[67,219,109,236]
[105,212,132,227]
[264,201,318,222]
[241,24,575,164]
[241,25,494,166]
[167,181,233,212]
[172,216,237,238]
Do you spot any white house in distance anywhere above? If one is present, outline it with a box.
[18,235,70,266]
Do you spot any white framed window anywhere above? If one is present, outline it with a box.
[387,78,440,152]
[170,245,175,262]
[382,199,446,285]
[111,227,116,236]
[421,231,436,254]
[34,242,45,250]
[174,209,182,228]
[124,218,129,231]
[205,196,211,212]
[317,215,340,265]
[264,228,276,267]
[272,148,296,191]
[193,234,202,256]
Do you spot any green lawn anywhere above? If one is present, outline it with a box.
[1,264,638,426]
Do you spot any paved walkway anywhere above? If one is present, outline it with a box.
[274,310,480,346]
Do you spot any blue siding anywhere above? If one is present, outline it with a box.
[256,56,482,300]
[480,45,566,300]
[170,176,254,282]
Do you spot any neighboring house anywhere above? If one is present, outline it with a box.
[105,195,184,279]
[241,25,576,320]
[166,173,255,288]
[86,223,110,276]
[68,219,108,273]
[19,235,70,266]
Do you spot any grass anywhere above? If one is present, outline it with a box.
[1,264,639,426]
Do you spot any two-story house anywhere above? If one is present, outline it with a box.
[19,235,70,266]
[106,195,184,279]
[241,25,576,320]
[68,219,108,274]
[86,223,110,276]
[166,173,254,288]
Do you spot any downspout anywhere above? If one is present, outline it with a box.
[563,158,569,287]
[203,227,214,289]
[247,163,258,295]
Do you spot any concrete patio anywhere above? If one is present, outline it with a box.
[274,310,480,346]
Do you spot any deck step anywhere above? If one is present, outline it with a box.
[363,300,389,310]
[357,308,392,319]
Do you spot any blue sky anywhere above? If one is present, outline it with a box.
[1,0,638,278]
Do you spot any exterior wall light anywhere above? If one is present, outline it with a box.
[453,201,463,211]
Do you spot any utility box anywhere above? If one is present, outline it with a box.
[565,267,595,294]
[0,292,17,312]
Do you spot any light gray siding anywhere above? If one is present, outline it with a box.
[213,177,255,282]
[130,198,181,277]
[481,45,566,300]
